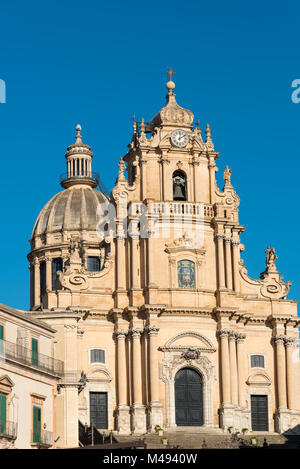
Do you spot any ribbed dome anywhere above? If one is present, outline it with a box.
[31,185,108,238]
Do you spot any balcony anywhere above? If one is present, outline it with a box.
[59,171,100,189]
[0,419,17,440]
[0,339,64,376]
[31,429,52,448]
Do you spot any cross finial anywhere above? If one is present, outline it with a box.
[166,68,175,81]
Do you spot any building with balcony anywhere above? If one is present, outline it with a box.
[0,303,63,448]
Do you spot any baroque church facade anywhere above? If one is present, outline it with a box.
[25,71,300,447]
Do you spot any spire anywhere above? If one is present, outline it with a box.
[166,68,176,96]
[148,69,194,131]
[205,123,214,150]
[60,124,99,189]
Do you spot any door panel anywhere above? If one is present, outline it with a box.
[251,395,268,431]
[90,392,108,429]
[175,368,203,426]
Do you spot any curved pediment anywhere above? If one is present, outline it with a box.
[86,367,112,383]
[161,331,216,353]
[246,371,271,386]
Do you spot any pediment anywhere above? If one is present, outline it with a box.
[0,375,14,389]
[161,331,216,353]
[86,367,112,383]
[246,372,271,386]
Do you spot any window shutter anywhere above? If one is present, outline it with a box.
[0,393,7,434]
[33,406,41,443]
[0,325,4,340]
[31,338,39,366]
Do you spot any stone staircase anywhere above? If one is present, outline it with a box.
[116,430,300,449]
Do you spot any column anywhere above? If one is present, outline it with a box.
[229,331,238,405]
[45,257,52,292]
[33,258,40,307]
[29,263,34,309]
[231,240,240,292]
[208,161,216,204]
[116,233,126,290]
[215,234,225,289]
[147,325,160,403]
[131,328,143,405]
[130,328,146,433]
[285,337,297,410]
[224,237,233,290]
[236,333,246,407]
[147,229,155,287]
[115,330,128,406]
[218,329,231,404]
[146,324,163,430]
[131,234,139,289]
[274,335,287,408]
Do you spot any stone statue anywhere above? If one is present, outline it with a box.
[265,245,277,268]
[223,165,232,185]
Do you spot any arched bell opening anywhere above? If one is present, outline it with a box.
[172,170,187,201]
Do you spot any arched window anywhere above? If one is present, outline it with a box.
[52,258,63,291]
[177,260,195,289]
[87,256,100,272]
[173,170,187,201]
[40,261,46,300]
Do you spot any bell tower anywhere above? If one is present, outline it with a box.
[123,69,219,205]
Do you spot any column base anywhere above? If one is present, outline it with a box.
[131,404,147,434]
[115,405,131,435]
[219,403,251,432]
[147,401,163,432]
[275,408,300,434]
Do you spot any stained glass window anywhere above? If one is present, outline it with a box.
[178,260,195,289]
[90,349,105,364]
[251,355,265,368]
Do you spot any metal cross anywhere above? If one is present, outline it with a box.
[166,68,175,81]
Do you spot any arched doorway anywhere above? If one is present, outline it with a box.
[175,368,203,426]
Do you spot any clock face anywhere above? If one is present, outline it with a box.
[171,129,189,148]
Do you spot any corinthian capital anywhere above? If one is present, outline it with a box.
[145,325,160,336]
[235,332,246,343]
[273,335,286,345]
[217,328,231,339]
[114,329,128,339]
[285,337,297,348]
[130,328,143,338]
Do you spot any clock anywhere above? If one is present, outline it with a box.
[170,129,189,148]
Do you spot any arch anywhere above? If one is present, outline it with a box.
[164,331,216,352]
[175,367,204,426]
[172,170,187,201]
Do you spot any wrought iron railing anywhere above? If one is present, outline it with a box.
[59,171,99,184]
[0,419,18,439]
[31,429,52,447]
[0,339,64,376]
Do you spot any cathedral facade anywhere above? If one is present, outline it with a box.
[27,72,300,447]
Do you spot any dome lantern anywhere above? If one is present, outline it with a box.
[60,124,99,189]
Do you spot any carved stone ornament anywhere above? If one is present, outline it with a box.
[181,347,200,361]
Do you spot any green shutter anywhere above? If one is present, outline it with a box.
[0,393,7,434]
[31,338,38,366]
[33,406,41,443]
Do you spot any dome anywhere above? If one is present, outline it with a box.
[31,185,108,238]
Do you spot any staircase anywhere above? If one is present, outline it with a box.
[116,431,300,449]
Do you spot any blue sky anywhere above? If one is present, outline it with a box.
[0,0,299,310]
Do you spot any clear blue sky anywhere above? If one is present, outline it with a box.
[0,0,299,310]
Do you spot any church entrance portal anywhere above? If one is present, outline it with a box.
[175,368,204,426]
